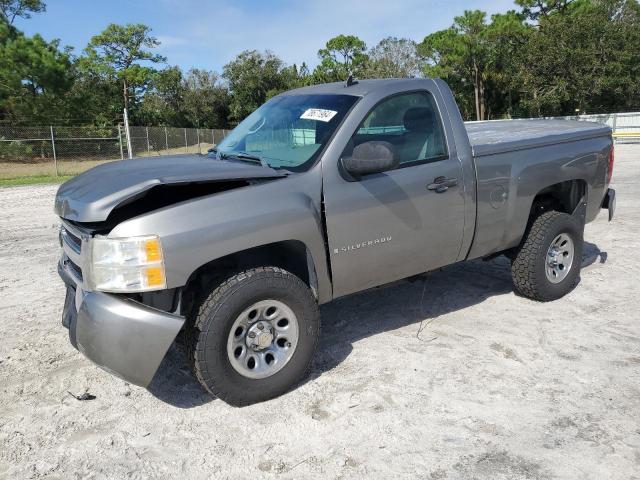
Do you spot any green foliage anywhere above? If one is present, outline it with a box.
[0,0,45,24]
[0,1,639,128]
[419,0,639,119]
[419,10,495,120]
[181,69,230,128]
[222,50,292,123]
[365,37,421,78]
[515,0,574,20]
[313,35,368,83]
[83,23,166,112]
[0,19,74,123]
[517,0,640,116]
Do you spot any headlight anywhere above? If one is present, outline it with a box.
[89,235,166,292]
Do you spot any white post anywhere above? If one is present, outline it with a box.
[117,125,124,160]
[164,126,169,152]
[196,128,201,154]
[146,126,150,153]
[184,128,188,149]
[123,108,133,159]
[50,126,58,177]
[211,129,215,146]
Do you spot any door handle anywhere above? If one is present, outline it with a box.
[427,176,458,193]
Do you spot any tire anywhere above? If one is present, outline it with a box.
[187,267,320,406]
[511,210,584,302]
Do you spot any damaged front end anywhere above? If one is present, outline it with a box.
[55,154,287,386]
[55,154,286,223]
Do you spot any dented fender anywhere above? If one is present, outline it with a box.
[106,165,333,303]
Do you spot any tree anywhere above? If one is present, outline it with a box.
[366,37,422,78]
[517,0,640,116]
[181,69,230,128]
[222,50,290,123]
[0,0,45,24]
[313,35,368,82]
[515,0,574,20]
[83,23,165,113]
[0,19,74,123]
[137,66,185,126]
[419,11,493,120]
[483,11,531,118]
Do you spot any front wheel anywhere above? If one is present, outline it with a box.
[187,267,320,406]
[511,211,584,302]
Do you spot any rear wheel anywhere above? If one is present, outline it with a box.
[187,267,320,406]
[511,211,583,301]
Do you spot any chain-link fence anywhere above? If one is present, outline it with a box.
[0,125,229,180]
[2,111,638,183]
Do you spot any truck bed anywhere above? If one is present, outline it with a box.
[465,119,611,157]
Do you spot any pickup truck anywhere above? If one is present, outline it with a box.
[55,78,616,406]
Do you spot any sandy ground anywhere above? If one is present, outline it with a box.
[0,146,639,480]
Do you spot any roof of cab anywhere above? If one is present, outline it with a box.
[281,78,429,97]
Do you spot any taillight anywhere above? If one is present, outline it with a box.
[606,145,614,184]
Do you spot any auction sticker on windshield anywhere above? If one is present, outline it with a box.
[300,108,338,122]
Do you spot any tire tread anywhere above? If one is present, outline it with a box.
[188,267,319,406]
[511,210,581,301]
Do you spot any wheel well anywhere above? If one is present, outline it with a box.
[181,241,315,316]
[528,180,586,222]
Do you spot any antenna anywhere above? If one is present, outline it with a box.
[345,74,358,87]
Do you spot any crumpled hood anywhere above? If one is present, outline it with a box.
[54,155,286,222]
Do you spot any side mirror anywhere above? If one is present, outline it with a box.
[341,141,399,178]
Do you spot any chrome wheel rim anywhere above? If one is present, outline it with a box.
[227,300,299,379]
[545,233,574,284]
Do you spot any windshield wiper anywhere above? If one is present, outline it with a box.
[220,151,269,168]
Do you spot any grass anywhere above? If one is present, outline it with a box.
[0,143,214,187]
[0,174,74,187]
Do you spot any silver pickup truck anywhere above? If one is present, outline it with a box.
[55,78,615,405]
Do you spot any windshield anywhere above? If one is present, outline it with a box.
[215,94,359,172]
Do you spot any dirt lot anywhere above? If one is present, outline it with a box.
[0,145,638,479]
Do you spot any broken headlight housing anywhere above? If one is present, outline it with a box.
[88,235,166,293]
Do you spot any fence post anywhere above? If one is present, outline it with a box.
[123,108,133,159]
[164,127,169,152]
[117,125,124,160]
[146,127,150,153]
[50,126,58,177]
[612,113,618,136]
[212,129,215,146]
[184,128,188,150]
[196,128,201,154]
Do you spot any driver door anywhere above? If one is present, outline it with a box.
[323,91,466,298]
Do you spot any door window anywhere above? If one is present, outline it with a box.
[345,91,447,168]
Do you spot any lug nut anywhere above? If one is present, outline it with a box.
[257,323,264,330]
[286,342,292,348]
[248,332,256,338]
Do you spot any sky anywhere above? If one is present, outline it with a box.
[17,0,517,72]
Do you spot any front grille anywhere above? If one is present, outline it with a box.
[60,220,86,284]
[66,257,83,281]
[61,225,81,254]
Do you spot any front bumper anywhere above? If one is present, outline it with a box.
[602,187,616,222]
[58,259,184,387]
